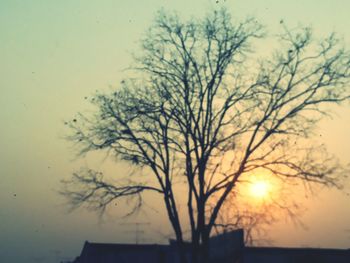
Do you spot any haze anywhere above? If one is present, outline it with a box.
[1,1,350,262]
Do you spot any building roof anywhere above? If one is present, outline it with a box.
[243,246,350,263]
[71,230,350,263]
[77,241,176,263]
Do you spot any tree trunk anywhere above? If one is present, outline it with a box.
[191,231,200,263]
[200,229,210,263]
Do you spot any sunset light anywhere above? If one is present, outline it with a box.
[250,180,270,199]
[2,1,350,262]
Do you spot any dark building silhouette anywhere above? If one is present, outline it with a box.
[72,242,171,263]
[68,229,350,263]
[242,247,350,263]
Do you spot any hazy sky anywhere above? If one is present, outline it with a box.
[1,1,350,262]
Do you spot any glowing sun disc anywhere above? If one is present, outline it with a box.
[250,180,270,198]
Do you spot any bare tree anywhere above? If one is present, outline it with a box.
[62,9,350,263]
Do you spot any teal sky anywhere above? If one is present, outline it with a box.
[1,1,350,262]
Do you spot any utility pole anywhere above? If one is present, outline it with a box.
[121,222,150,244]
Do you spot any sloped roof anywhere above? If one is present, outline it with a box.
[78,241,170,263]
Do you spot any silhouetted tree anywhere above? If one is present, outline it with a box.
[62,9,350,263]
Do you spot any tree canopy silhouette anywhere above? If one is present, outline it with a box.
[62,9,350,263]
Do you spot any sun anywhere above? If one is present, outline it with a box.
[250,180,270,199]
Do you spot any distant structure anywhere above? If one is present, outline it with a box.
[68,229,350,263]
